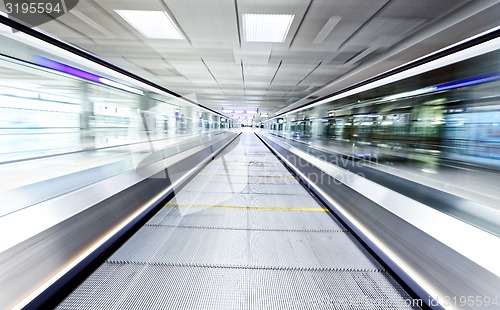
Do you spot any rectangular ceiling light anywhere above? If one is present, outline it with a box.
[115,10,184,39]
[243,14,294,42]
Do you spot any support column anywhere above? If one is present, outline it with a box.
[139,92,157,136]
[79,82,94,149]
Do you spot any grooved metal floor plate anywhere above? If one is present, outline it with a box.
[193,174,301,185]
[57,132,421,309]
[147,206,343,230]
[199,167,292,176]
[107,226,381,270]
[168,192,324,209]
[58,264,420,310]
[181,181,311,195]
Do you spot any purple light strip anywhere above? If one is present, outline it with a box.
[35,56,101,83]
[434,74,500,92]
[35,56,144,95]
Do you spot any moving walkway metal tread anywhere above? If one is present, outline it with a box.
[58,264,416,310]
[147,206,343,231]
[180,182,312,195]
[193,174,301,185]
[57,132,420,309]
[168,192,324,210]
[106,226,382,270]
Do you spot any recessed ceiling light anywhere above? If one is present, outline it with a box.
[115,10,184,39]
[243,14,294,42]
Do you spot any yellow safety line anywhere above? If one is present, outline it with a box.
[164,203,328,212]
[196,173,296,178]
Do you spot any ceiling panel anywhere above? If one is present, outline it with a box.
[271,62,320,86]
[244,89,269,95]
[169,0,238,43]
[201,88,226,95]
[159,76,191,84]
[291,0,389,48]
[298,75,335,87]
[168,60,214,81]
[221,88,246,95]
[126,57,171,70]
[204,61,243,84]
[383,0,471,18]
[347,17,426,47]
[234,47,272,64]
[269,50,332,64]
[243,80,275,87]
[243,63,280,85]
